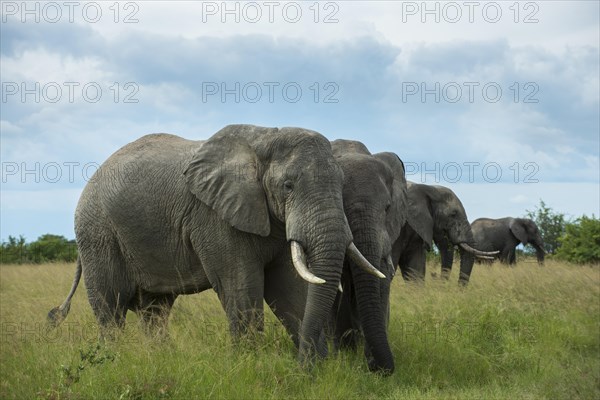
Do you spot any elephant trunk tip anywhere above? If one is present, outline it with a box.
[537,255,545,265]
[535,245,545,265]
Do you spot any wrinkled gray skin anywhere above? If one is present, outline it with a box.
[265,139,407,374]
[471,217,545,264]
[393,183,476,285]
[49,124,356,366]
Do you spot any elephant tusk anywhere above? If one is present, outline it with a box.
[347,242,386,279]
[290,241,326,284]
[386,255,395,270]
[459,243,499,258]
[338,282,343,293]
[386,255,396,277]
[477,255,496,260]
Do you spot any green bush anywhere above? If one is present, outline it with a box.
[0,234,77,264]
[556,216,600,264]
[0,235,28,264]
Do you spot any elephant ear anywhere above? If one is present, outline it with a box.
[509,219,528,245]
[184,135,270,237]
[405,183,434,248]
[374,152,408,242]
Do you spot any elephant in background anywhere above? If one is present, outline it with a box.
[471,217,545,264]
[393,183,496,285]
[265,139,407,374]
[48,124,381,367]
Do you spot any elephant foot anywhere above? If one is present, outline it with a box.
[366,356,394,376]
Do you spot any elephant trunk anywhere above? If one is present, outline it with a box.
[533,243,545,264]
[351,235,394,375]
[448,223,480,285]
[457,247,475,286]
[291,204,352,366]
[297,244,346,364]
[451,223,476,285]
[355,271,394,374]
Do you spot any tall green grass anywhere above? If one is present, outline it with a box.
[1,260,598,399]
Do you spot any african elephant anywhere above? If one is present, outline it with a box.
[392,183,496,285]
[48,124,381,366]
[471,217,545,264]
[265,139,407,374]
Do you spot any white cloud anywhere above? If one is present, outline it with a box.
[2,48,108,84]
[1,0,598,240]
[509,194,529,204]
[0,120,23,134]
[70,1,600,52]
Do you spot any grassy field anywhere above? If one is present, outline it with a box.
[1,260,598,399]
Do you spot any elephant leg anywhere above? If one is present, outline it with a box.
[219,260,265,338]
[400,242,426,282]
[264,255,308,349]
[135,292,177,339]
[81,245,133,339]
[193,238,266,339]
[498,248,509,263]
[264,254,328,356]
[219,278,265,338]
[90,291,129,339]
[499,246,515,265]
[436,236,454,280]
[508,249,517,265]
[334,276,361,352]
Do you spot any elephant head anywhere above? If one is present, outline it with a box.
[509,218,545,263]
[330,139,408,374]
[185,125,381,364]
[402,183,492,284]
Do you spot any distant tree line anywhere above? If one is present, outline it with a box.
[0,234,77,264]
[2,201,598,265]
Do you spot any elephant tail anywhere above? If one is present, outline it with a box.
[47,257,82,328]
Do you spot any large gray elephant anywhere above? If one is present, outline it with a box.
[264,139,407,374]
[48,124,381,366]
[471,217,545,264]
[392,183,496,285]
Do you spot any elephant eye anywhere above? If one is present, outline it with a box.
[385,202,391,212]
[283,180,294,194]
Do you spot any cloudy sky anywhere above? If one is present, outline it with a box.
[1,0,599,241]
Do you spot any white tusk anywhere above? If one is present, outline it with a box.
[459,243,499,258]
[290,241,326,284]
[386,255,396,277]
[386,255,395,271]
[338,282,343,293]
[347,243,386,279]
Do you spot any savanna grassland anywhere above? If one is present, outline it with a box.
[1,260,598,399]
